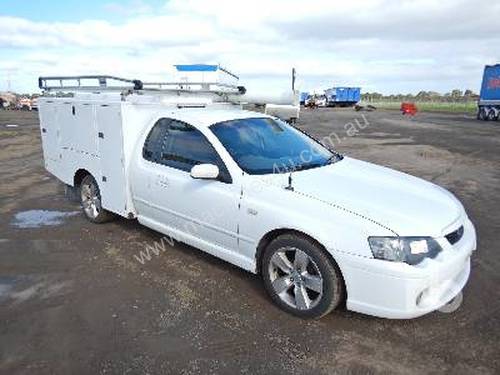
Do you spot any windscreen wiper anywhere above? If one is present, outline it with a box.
[324,152,344,165]
[293,163,324,172]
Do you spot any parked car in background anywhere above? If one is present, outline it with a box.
[18,97,32,110]
[305,94,327,108]
[0,92,16,109]
[31,96,38,111]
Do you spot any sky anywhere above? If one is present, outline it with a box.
[0,0,499,95]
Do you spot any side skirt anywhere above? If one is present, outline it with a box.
[137,215,257,273]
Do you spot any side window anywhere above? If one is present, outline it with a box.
[161,120,220,171]
[143,118,231,183]
[143,118,171,163]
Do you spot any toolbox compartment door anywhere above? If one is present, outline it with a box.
[96,104,127,216]
[39,100,61,167]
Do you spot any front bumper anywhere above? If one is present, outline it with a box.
[335,217,476,319]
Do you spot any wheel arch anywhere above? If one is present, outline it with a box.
[73,168,92,187]
[256,228,343,275]
[256,227,347,304]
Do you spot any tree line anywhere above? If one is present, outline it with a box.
[362,89,479,102]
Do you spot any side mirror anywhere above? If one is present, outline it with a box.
[190,164,219,180]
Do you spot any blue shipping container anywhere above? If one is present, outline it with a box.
[324,87,361,106]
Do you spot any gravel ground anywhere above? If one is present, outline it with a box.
[0,108,499,374]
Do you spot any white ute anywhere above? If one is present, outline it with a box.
[37,75,476,319]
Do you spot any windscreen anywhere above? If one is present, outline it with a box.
[210,117,335,175]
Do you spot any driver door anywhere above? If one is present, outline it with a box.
[133,118,240,253]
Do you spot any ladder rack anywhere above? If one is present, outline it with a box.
[38,75,246,95]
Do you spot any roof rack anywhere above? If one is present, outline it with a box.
[38,75,246,95]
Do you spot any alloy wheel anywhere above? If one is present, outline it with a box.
[268,247,324,310]
[81,181,102,219]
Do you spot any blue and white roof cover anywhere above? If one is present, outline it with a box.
[174,64,219,72]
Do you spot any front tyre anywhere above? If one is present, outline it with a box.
[262,234,345,319]
[80,175,114,223]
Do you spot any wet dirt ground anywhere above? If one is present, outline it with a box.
[0,109,499,374]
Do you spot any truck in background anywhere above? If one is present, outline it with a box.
[324,87,361,107]
[299,92,309,105]
[478,64,500,121]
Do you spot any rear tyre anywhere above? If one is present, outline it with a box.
[487,109,498,121]
[80,175,114,223]
[262,233,345,319]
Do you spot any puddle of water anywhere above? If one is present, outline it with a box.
[10,280,71,303]
[0,275,71,304]
[10,283,43,303]
[0,284,13,298]
[11,210,80,229]
[0,276,19,301]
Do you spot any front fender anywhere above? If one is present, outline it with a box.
[239,179,393,266]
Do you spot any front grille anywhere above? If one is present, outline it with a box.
[445,225,464,245]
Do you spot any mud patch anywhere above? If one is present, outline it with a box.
[11,209,80,228]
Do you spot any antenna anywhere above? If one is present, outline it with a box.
[285,171,294,191]
[292,68,296,92]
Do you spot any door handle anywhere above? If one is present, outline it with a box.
[156,174,169,188]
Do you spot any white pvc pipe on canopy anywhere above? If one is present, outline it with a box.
[231,90,299,106]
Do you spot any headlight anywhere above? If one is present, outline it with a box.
[368,237,442,265]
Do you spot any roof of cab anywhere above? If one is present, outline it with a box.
[165,108,272,128]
